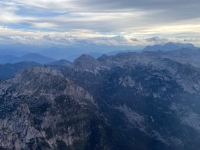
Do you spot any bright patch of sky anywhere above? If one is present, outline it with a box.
[0,0,200,47]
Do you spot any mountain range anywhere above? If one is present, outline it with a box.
[0,59,72,80]
[0,53,56,64]
[0,42,198,64]
[0,47,200,149]
[47,59,72,68]
[0,61,41,79]
[143,42,198,52]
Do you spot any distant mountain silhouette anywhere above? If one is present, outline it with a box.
[66,52,102,62]
[47,59,72,67]
[0,55,15,64]
[143,42,197,52]
[0,53,56,64]
[0,61,40,79]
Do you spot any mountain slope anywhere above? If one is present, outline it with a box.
[4,53,56,64]
[157,48,200,68]
[47,59,72,67]
[62,51,200,150]
[0,61,41,79]
[0,55,15,64]
[0,66,133,150]
[72,54,104,73]
[66,52,103,62]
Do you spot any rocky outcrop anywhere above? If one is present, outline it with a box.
[0,66,97,149]
[73,54,102,73]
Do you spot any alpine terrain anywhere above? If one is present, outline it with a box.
[0,49,200,150]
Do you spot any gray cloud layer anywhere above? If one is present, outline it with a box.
[0,0,200,46]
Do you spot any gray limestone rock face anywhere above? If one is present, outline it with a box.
[0,66,97,150]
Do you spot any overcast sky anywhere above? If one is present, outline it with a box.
[0,0,200,47]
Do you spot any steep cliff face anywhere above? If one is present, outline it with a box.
[0,66,104,150]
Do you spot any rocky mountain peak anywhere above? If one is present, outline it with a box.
[74,54,97,63]
[73,54,102,73]
[98,54,108,61]
[143,42,197,52]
